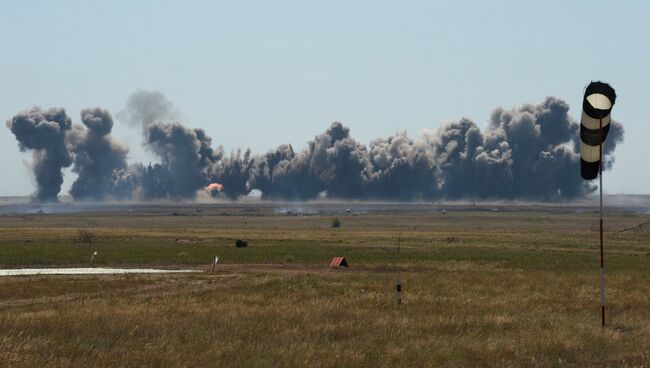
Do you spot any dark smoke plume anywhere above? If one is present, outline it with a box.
[249,122,372,200]
[250,97,623,201]
[6,107,73,202]
[140,123,223,199]
[6,94,625,202]
[366,132,437,200]
[479,97,624,200]
[117,90,223,200]
[249,143,322,200]
[601,121,624,170]
[69,108,129,200]
[211,149,254,199]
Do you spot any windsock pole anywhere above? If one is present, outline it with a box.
[580,81,616,328]
[599,118,605,328]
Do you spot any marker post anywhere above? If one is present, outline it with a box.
[396,233,402,305]
[212,255,219,273]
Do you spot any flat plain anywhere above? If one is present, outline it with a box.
[0,201,649,367]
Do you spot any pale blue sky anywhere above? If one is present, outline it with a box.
[1,0,648,196]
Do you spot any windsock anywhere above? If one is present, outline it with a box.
[580,81,617,180]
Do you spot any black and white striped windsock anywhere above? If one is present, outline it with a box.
[580,81,617,180]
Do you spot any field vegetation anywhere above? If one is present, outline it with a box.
[0,204,649,367]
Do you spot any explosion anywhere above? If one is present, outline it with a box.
[6,91,624,202]
[205,183,223,193]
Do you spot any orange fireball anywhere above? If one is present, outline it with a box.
[205,183,223,192]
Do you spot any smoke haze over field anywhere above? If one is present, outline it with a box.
[6,91,624,202]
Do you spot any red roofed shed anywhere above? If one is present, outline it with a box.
[329,257,348,268]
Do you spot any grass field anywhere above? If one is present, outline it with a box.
[0,203,649,367]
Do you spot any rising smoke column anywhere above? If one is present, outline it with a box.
[118,90,223,200]
[424,96,624,201]
[427,98,585,200]
[432,117,515,199]
[365,132,438,200]
[69,108,129,200]
[429,119,487,199]
[248,144,295,198]
[308,122,372,198]
[487,97,578,199]
[249,144,324,200]
[6,107,73,202]
[143,123,222,199]
[211,149,254,199]
[248,122,373,200]
[485,96,624,199]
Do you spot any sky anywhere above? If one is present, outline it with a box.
[0,0,648,196]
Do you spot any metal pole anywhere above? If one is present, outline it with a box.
[397,233,402,305]
[599,117,605,328]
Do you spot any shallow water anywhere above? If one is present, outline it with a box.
[0,268,201,276]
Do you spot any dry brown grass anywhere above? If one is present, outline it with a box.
[0,205,649,367]
[1,270,649,367]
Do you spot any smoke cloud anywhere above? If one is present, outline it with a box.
[69,108,129,200]
[249,123,373,200]
[118,89,179,127]
[247,97,623,201]
[140,123,222,199]
[212,149,254,200]
[6,93,625,202]
[366,132,438,200]
[116,90,223,200]
[6,107,73,202]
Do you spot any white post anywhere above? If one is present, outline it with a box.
[212,255,219,273]
[90,251,97,267]
[396,234,402,305]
